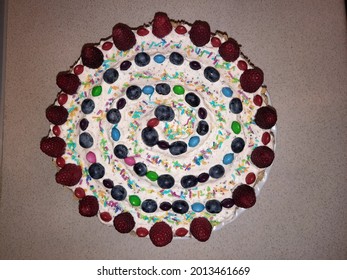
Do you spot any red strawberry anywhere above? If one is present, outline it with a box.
[232,185,256,208]
[112,23,136,51]
[55,163,82,186]
[81,44,104,69]
[240,67,264,93]
[46,105,68,125]
[218,38,240,62]
[189,20,211,47]
[149,221,173,247]
[79,195,99,217]
[40,136,66,158]
[113,212,135,233]
[56,72,81,95]
[251,146,275,168]
[254,106,277,129]
[152,12,172,38]
[190,217,212,242]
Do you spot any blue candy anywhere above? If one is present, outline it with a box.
[222,87,233,98]
[154,54,165,64]
[223,153,234,165]
[191,202,205,213]
[111,126,120,141]
[142,85,154,95]
[188,136,200,147]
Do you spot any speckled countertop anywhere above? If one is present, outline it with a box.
[0,0,346,259]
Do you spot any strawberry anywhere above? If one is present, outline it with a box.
[189,20,211,47]
[55,163,82,186]
[40,136,66,158]
[81,44,104,69]
[232,185,256,208]
[79,195,99,217]
[56,72,81,95]
[240,67,264,93]
[254,106,277,129]
[112,23,136,51]
[113,212,135,233]
[251,146,275,168]
[190,217,212,242]
[218,38,240,62]
[152,12,172,38]
[46,105,68,125]
[149,221,173,247]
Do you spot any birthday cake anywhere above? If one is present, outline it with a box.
[40,12,277,247]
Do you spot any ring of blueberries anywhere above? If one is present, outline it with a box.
[80,51,246,214]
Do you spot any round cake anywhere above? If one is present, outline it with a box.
[40,12,277,247]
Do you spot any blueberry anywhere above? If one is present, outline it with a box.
[141,199,158,213]
[160,201,172,211]
[185,92,200,107]
[189,61,201,70]
[154,105,175,121]
[169,52,184,65]
[88,163,105,179]
[205,199,222,213]
[204,66,220,82]
[103,68,119,84]
[106,108,121,124]
[111,185,127,201]
[197,120,209,136]
[120,60,132,71]
[198,107,207,119]
[209,164,225,179]
[135,52,150,67]
[116,98,126,110]
[79,132,93,148]
[229,98,243,114]
[126,85,142,100]
[114,144,128,159]
[197,172,209,183]
[155,83,171,95]
[221,198,234,208]
[133,162,147,176]
[79,118,89,131]
[141,127,159,147]
[172,200,189,214]
[169,141,187,155]
[103,179,114,189]
[181,175,198,189]
[157,140,170,150]
[157,174,175,189]
[231,137,245,153]
[81,99,95,114]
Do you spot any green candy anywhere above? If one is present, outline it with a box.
[173,85,185,95]
[231,121,241,134]
[146,171,158,181]
[129,195,141,206]
[92,85,102,97]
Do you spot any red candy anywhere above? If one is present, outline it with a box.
[57,93,68,105]
[245,172,256,184]
[253,95,263,106]
[102,42,113,50]
[73,64,84,75]
[211,37,221,47]
[137,27,149,36]
[100,212,112,222]
[147,118,159,128]
[175,228,188,237]
[262,132,271,145]
[74,187,85,199]
[136,227,149,237]
[175,25,187,34]
[52,125,61,136]
[56,156,65,168]
[237,60,248,71]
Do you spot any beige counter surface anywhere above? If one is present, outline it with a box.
[0,0,346,259]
